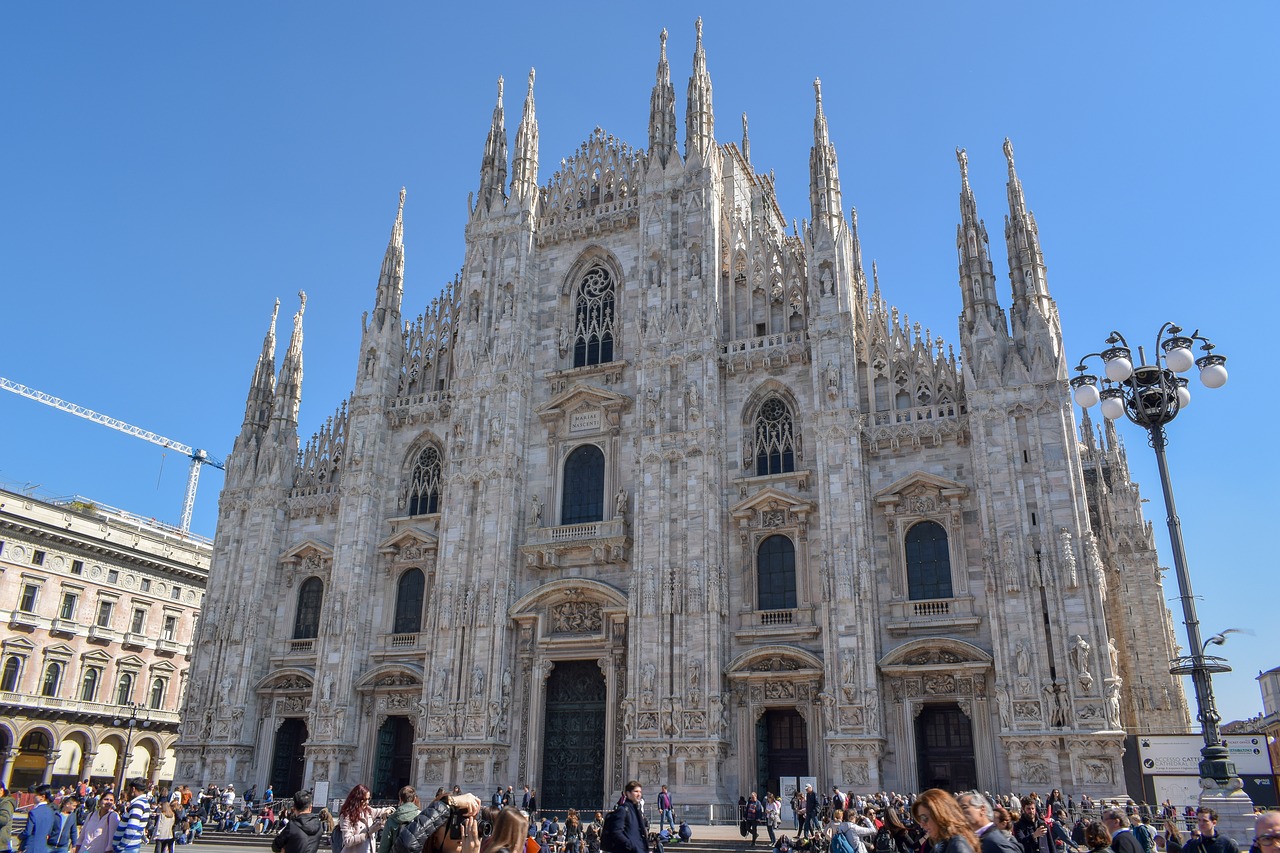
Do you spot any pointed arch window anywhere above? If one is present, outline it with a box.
[905,520,953,600]
[0,656,20,692]
[406,446,442,516]
[393,568,426,635]
[81,667,100,702]
[753,398,796,476]
[150,677,167,710]
[561,444,605,525]
[116,672,135,705]
[573,264,616,367]
[41,662,62,697]
[757,534,797,611]
[293,577,324,640]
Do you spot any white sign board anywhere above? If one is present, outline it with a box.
[312,780,329,810]
[1138,734,1273,776]
[779,777,798,822]
[1151,775,1202,809]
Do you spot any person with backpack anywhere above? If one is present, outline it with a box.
[271,792,324,853]
[601,782,647,853]
[830,809,878,853]
[744,795,765,846]
[393,793,482,853]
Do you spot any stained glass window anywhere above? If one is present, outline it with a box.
[562,445,605,525]
[406,446,442,516]
[754,399,796,476]
[573,265,615,367]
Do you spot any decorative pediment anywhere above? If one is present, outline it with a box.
[727,644,824,677]
[80,648,112,664]
[2,636,36,653]
[878,638,992,673]
[116,654,146,670]
[42,643,75,659]
[256,669,315,693]
[377,526,439,561]
[874,470,968,506]
[730,487,814,524]
[355,663,425,691]
[538,383,632,435]
[279,538,335,564]
[148,659,177,673]
[509,579,627,617]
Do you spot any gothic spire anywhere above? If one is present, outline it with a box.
[684,18,715,160]
[272,291,306,428]
[371,188,405,331]
[1002,137,1052,318]
[242,298,279,430]
[477,76,508,213]
[510,69,540,207]
[741,113,750,165]
[955,147,1003,330]
[648,29,678,166]
[809,79,843,230]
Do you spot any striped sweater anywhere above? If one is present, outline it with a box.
[111,795,151,853]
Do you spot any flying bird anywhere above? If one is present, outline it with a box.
[1203,628,1254,651]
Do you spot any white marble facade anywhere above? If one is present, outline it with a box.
[176,22,1190,808]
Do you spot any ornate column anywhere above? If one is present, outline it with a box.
[42,750,60,784]
[79,750,98,782]
[0,748,18,787]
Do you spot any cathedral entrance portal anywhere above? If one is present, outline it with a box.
[373,716,415,799]
[540,660,606,810]
[914,704,976,792]
[756,708,808,798]
[271,718,308,797]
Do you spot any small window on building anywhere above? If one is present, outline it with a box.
[130,609,147,634]
[162,615,177,641]
[70,560,84,575]
[140,579,151,593]
[0,657,21,691]
[18,583,39,613]
[755,322,766,337]
[41,662,62,697]
[59,593,78,620]
[293,578,324,640]
[116,672,134,705]
[150,677,166,710]
[96,600,113,627]
[81,667,99,702]
[107,569,119,584]
[171,586,181,601]
[32,550,46,566]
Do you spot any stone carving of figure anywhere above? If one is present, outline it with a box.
[557,327,569,357]
[501,669,512,700]
[686,382,701,420]
[530,494,542,527]
[817,691,837,736]
[471,665,485,699]
[622,700,636,737]
[614,487,628,518]
[1014,641,1031,678]
[321,673,334,702]
[819,264,833,296]
[1105,683,1122,728]
[1060,528,1078,587]
[825,363,839,399]
[642,662,656,695]
[689,659,702,692]
[690,248,702,278]
[996,686,1013,729]
[1108,637,1120,674]
[1071,635,1091,677]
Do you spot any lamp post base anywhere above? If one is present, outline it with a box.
[1199,781,1254,845]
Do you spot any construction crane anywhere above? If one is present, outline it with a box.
[0,377,225,533]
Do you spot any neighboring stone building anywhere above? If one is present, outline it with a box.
[0,487,210,790]
[177,21,1189,808]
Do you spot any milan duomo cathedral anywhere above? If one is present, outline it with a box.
[177,21,1191,811]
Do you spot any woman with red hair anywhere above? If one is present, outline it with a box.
[339,785,395,853]
[911,790,979,853]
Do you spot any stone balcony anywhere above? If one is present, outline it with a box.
[7,609,40,629]
[87,624,122,643]
[734,607,820,641]
[884,596,981,635]
[0,691,181,725]
[122,632,149,649]
[371,631,427,662]
[154,638,186,656]
[521,518,631,570]
[721,332,810,374]
[50,618,80,636]
[270,637,319,666]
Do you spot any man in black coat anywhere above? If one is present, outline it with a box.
[271,792,323,853]
[1184,809,1240,853]
[1103,808,1146,853]
[958,792,1022,853]
[603,782,648,853]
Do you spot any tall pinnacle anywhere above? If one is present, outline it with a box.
[955,147,1002,330]
[741,113,750,164]
[1002,137,1054,326]
[809,78,843,226]
[684,17,715,159]
[477,76,508,212]
[242,298,279,430]
[511,69,540,207]
[648,29,678,166]
[370,189,405,332]
[272,291,306,428]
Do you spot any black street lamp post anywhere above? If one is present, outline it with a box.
[1070,322,1237,789]
[112,701,153,795]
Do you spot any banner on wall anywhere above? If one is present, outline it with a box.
[1137,734,1273,776]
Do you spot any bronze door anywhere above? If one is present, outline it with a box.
[915,703,977,792]
[540,660,607,810]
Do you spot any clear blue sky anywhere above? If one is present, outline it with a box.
[1,3,1276,724]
